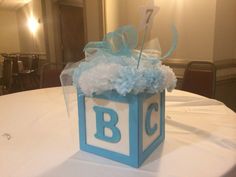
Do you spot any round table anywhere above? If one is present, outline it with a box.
[0,87,235,177]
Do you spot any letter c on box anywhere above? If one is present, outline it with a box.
[145,103,158,136]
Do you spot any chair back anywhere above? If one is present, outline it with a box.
[18,54,39,72]
[182,61,216,98]
[2,59,13,91]
[40,63,65,88]
[31,55,39,71]
[5,55,19,75]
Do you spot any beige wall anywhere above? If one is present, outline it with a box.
[170,0,216,61]
[214,0,236,61]
[0,10,20,55]
[85,0,103,41]
[105,0,127,33]
[105,0,218,61]
[17,0,46,53]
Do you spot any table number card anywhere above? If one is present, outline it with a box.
[137,0,160,68]
[139,0,160,30]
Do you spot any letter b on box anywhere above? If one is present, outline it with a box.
[78,91,165,167]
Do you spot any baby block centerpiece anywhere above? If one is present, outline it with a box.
[61,9,177,167]
[70,24,177,167]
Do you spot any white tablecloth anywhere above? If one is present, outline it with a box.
[0,87,235,177]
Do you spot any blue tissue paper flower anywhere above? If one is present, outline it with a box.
[113,66,140,96]
[143,69,165,93]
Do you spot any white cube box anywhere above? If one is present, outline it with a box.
[77,90,165,168]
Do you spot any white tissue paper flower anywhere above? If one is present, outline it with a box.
[160,65,177,92]
[78,63,122,96]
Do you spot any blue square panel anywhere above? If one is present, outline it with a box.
[77,90,165,167]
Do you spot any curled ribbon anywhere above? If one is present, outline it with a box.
[159,25,178,60]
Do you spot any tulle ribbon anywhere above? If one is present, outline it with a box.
[83,25,177,60]
[84,25,138,57]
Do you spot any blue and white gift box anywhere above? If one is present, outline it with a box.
[77,90,165,167]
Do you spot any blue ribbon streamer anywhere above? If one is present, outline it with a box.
[159,25,178,60]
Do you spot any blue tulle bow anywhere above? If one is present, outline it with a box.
[84,25,138,57]
[84,25,178,61]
